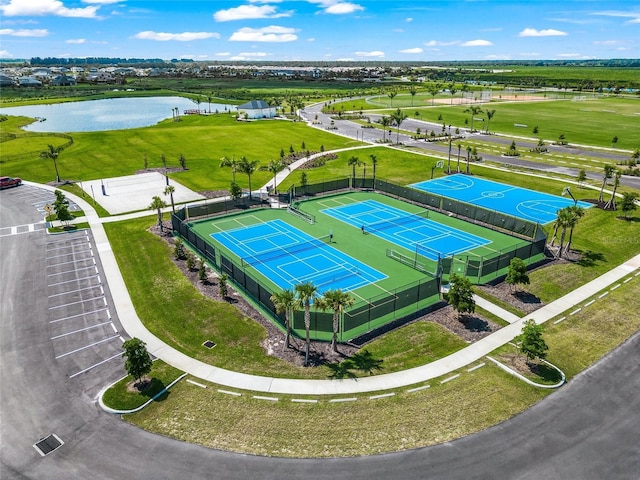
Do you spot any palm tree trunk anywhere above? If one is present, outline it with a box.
[558,229,567,258]
[565,226,575,255]
[331,312,339,353]
[283,312,291,352]
[304,307,310,366]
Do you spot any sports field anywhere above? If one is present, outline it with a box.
[186,191,533,341]
[411,174,592,224]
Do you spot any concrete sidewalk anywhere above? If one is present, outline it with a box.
[26,181,640,395]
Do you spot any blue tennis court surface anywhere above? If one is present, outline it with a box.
[211,219,386,293]
[411,174,591,224]
[322,200,490,260]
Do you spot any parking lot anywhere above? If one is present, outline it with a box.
[46,229,126,389]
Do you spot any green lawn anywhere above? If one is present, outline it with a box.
[1,113,358,191]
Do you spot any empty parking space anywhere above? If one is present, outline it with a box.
[46,230,124,380]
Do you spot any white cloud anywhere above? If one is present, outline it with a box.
[133,31,220,41]
[593,40,620,46]
[0,0,100,18]
[307,37,315,42]
[399,47,423,54]
[519,28,568,37]
[82,0,122,3]
[66,38,86,44]
[230,52,271,60]
[461,39,493,47]
[557,52,582,58]
[229,26,297,42]
[355,50,384,57]
[214,52,231,57]
[336,57,355,61]
[406,17,413,22]
[0,50,14,58]
[0,28,49,37]
[424,40,459,47]
[309,0,364,15]
[591,10,640,24]
[213,4,291,22]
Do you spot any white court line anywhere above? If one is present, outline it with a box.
[69,351,123,378]
[55,335,121,359]
[50,321,113,339]
[48,274,99,287]
[48,295,104,310]
[50,307,108,323]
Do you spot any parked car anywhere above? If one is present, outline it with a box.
[0,176,22,189]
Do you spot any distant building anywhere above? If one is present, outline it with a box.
[18,76,42,88]
[237,100,276,119]
[0,75,15,87]
[51,74,77,86]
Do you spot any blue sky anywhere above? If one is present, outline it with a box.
[0,0,638,61]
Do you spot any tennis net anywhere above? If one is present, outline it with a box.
[366,209,430,234]
[241,234,330,267]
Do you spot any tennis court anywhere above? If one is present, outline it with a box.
[211,219,386,293]
[410,174,591,224]
[321,200,491,260]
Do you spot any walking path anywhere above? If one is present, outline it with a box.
[25,170,640,395]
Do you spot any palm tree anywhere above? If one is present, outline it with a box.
[163,185,175,213]
[206,94,212,114]
[238,156,259,200]
[598,165,616,203]
[267,159,286,194]
[369,154,378,186]
[219,155,239,183]
[348,156,362,186]
[428,83,440,105]
[465,145,472,174]
[408,85,417,107]
[316,289,355,353]
[604,169,621,210]
[387,89,397,107]
[464,105,484,132]
[456,144,462,173]
[379,115,391,141]
[149,196,167,232]
[390,108,408,144]
[295,282,318,366]
[485,109,496,133]
[270,289,296,351]
[40,144,62,183]
[564,205,585,255]
[550,207,573,258]
[449,83,457,105]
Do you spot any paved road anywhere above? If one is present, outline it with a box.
[302,103,640,190]
[2,184,639,479]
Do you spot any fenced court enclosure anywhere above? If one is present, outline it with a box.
[172,176,548,343]
[411,174,591,224]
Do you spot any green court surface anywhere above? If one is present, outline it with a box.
[187,191,533,341]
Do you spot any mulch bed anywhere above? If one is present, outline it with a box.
[153,224,509,366]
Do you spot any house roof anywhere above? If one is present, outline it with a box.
[238,99,271,110]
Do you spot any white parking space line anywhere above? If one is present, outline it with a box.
[55,335,121,359]
[46,251,92,260]
[110,322,118,334]
[46,244,90,252]
[50,308,108,323]
[48,274,99,287]
[48,285,102,298]
[69,351,123,378]
[46,258,95,269]
[48,295,105,310]
[51,321,114,339]
[47,265,97,277]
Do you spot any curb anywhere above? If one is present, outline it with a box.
[486,356,565,389]
[98,373,188,415]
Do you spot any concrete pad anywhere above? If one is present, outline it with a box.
[80,172,205,215]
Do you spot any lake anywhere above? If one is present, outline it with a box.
[0,96,237,133]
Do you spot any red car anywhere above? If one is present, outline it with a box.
[0,176,22,189]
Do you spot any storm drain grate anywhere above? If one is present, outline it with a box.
[33,434,64,456]
[203,340,216,349]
